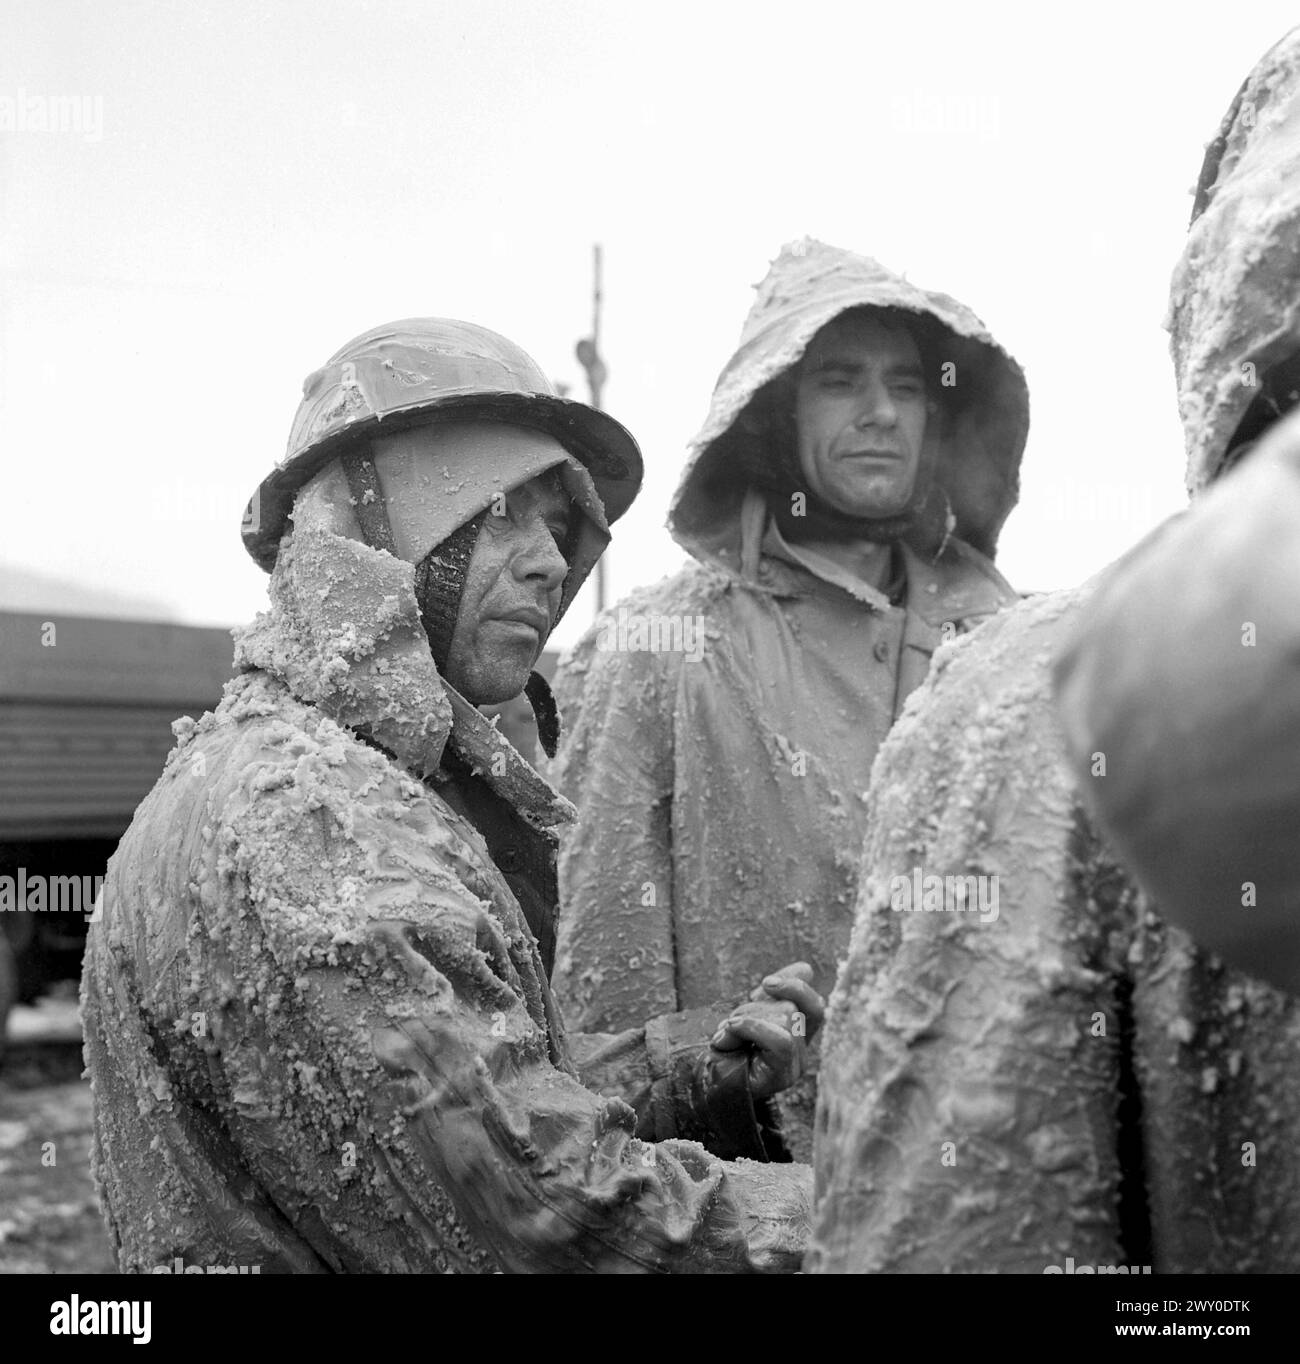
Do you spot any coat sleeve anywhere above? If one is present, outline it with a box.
[1054,418,1300,996]
[546,614,682,1032]
[566,1006,776,1159]
[210,756,809,1274]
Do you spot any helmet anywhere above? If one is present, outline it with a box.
[242,317,644,570]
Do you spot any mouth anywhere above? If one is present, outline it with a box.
[492,607,552,636]
[840,448,903,462]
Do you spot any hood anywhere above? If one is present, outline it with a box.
[234,496,454,780]
[232,453,580,828]
[670,238,1029,567]
[364,420,611,628]
[1169,27,1300,492]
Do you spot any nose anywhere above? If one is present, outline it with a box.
[511,518,569,595]
[854,378,897,429]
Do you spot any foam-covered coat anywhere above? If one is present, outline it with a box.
[81,460,811,1275]
[1056,411,1300,998]
[547,240,1027,1160]
[1052,33,1300,997]
[811,31,1300,1274]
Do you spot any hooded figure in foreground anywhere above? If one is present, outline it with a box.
[1054,59,1300,999]
[548,240,1028,1161]
[810,31,1300,1274]
[81,318,815,1274]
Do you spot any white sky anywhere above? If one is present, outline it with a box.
[3,0,1296,648]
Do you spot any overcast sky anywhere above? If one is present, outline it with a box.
[3,1,1297,648]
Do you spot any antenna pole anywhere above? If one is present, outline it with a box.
[575,244,609,613]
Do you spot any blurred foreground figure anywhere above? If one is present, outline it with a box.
[549,239,1028,1160]
[81,318,814,1274]
[811,30,1300,1273]
[1054,70,1300,997]
[1057,407,1300,997]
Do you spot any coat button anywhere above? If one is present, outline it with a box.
[873,640,890,662]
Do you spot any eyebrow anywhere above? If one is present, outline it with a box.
[807,355,925,380]
[532,484,572,524]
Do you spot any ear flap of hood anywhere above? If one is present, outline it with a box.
[369,420,610,631]
[234,438,612,778]
[1169,27,1300,493]
[670,238,1029,567]
[234,463,455,779]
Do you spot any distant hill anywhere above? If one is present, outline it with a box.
[0,563,179,621]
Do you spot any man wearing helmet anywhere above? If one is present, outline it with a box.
[548,240,1029,1160]
[80,318,814,1274]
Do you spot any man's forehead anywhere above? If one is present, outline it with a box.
[804,311,922,365]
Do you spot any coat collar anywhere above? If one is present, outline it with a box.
[724,488,1016,627]
[441,685,575,833]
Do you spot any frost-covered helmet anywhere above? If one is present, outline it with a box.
[242,317,643,571]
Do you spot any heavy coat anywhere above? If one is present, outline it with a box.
[81,460,811,1274]
[810,32,1300,1273]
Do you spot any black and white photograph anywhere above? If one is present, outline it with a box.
[1,0,1298,1333]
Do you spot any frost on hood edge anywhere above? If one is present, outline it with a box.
[233,462,569,831]
[1169,26,1300,493]
[670,237,1030,567]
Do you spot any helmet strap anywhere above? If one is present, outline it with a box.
[341,451,398,556]
[413,514,486,676]
[524,670,561,759]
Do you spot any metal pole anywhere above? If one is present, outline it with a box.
[590,243,603,407]
[575,244,609,613]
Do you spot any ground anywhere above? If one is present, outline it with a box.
[0,991,116,1274]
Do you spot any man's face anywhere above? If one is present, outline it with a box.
[794,313,929,520]
[443,470,572,705]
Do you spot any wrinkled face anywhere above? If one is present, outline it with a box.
[794,313,929,519]
[443,470,572,705]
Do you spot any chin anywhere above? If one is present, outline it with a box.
[467,677,528,706]
[465,659,536,706]
[838,495,913,522]
[829,477,916,520]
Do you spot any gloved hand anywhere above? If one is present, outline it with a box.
[707,962,825,1101]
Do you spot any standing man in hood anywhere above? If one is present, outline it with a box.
[811,30,1300,1274]
[80,318,815,1274]
[548,240,1029,1160]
